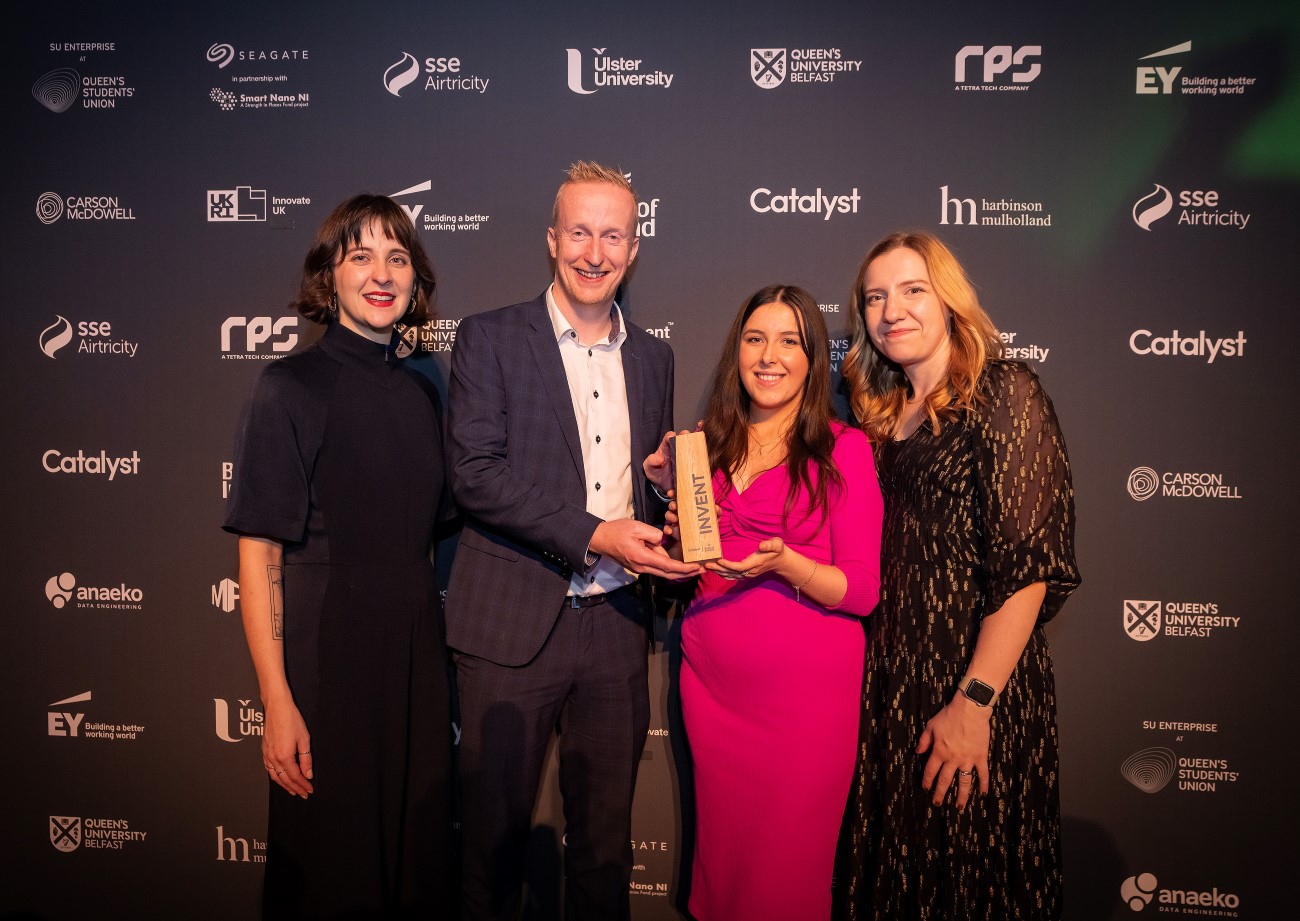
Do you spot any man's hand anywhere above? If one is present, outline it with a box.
[590,519,703,579]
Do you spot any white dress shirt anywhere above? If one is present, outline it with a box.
[546,286,637,596]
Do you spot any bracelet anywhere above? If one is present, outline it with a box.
[793,560,818,602]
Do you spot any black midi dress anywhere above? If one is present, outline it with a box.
[225,321,453,919]
[838,360,1081,921]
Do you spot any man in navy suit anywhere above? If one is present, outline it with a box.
[445,161,699,920]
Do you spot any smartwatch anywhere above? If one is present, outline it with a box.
[960,676,997,707]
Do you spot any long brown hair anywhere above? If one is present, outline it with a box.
[291,194,437,326]
[703,285,842,519]
[841,232,1002,442]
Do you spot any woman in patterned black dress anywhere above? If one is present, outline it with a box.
[836,232,1080,920]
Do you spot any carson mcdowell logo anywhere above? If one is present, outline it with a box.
[1127,466,1242,501]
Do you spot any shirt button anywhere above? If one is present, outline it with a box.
[595,482,602,490]
[570,331,576,338]
[593,391,599,398]
[595,435,601,444]
[588,349,593,357]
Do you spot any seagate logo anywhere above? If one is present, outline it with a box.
[207,43,235,68]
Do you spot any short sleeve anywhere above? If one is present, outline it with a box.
[825,426,883,617]
[222,363,317,544]
[970,362,1080,624]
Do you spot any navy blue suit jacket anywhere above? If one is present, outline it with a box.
[444,294,674,666]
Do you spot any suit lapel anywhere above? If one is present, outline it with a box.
[527,300,586,487]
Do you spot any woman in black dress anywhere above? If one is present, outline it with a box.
[837,232,1080,920]
[224,195,453,918]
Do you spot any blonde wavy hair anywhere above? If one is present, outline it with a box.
[841,232,1003,442]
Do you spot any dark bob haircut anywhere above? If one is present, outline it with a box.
[290,194,436,326]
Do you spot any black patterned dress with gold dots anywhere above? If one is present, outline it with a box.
[838,360,1081,921]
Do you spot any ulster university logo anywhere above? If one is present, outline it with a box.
[751,49,786,88]
[51,816,82,852]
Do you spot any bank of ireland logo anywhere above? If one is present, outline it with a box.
[384,52,420,96]
[751,49,786,88]
[50,815,82,852]
[1121,747,1177,793]
[1124,600,1161,641]
[1127,466,1159,500]
[1121,873,1159,911]
[46,572,76,609]
[207,43,235,69]
[40,316,74,357]
[37,192,65,225]
[33,68,81,113]
[1133,184,1173,230]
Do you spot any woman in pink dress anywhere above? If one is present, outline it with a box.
[672,285,883,921]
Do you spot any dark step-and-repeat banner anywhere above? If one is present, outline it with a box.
[3,1,1296,918]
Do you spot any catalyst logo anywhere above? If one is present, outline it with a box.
[750,186,860,220]
[36,192,136,223]
[1127,467,1242,501]
[751,47,862,88]
[566,47,674,94]
[1123,598,1240,641]
[1131,183,1250,231]
[43,450,142,482]
[44,571,144,611]
[383,51,489,96]
[38,316,139,358]
[954,45,1041,90]
[1136,40,1257,96]
[940,185,1053,227]
[1120,872,1240,914]
[214,698,264,742]
[1129,329,1246,362]
[221,316,299,358]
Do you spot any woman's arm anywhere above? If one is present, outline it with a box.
[238,535,313,798]
[917,581,1045,810]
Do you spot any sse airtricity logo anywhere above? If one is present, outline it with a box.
[384,52,420,95]
[40,316,74,357]
[1132,184,1172,230]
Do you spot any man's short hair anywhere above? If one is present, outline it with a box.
[551,161,638,226]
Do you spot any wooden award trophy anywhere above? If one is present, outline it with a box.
[671,431,722,562]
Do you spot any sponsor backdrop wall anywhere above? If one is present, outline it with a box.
[4,0,1297,917]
